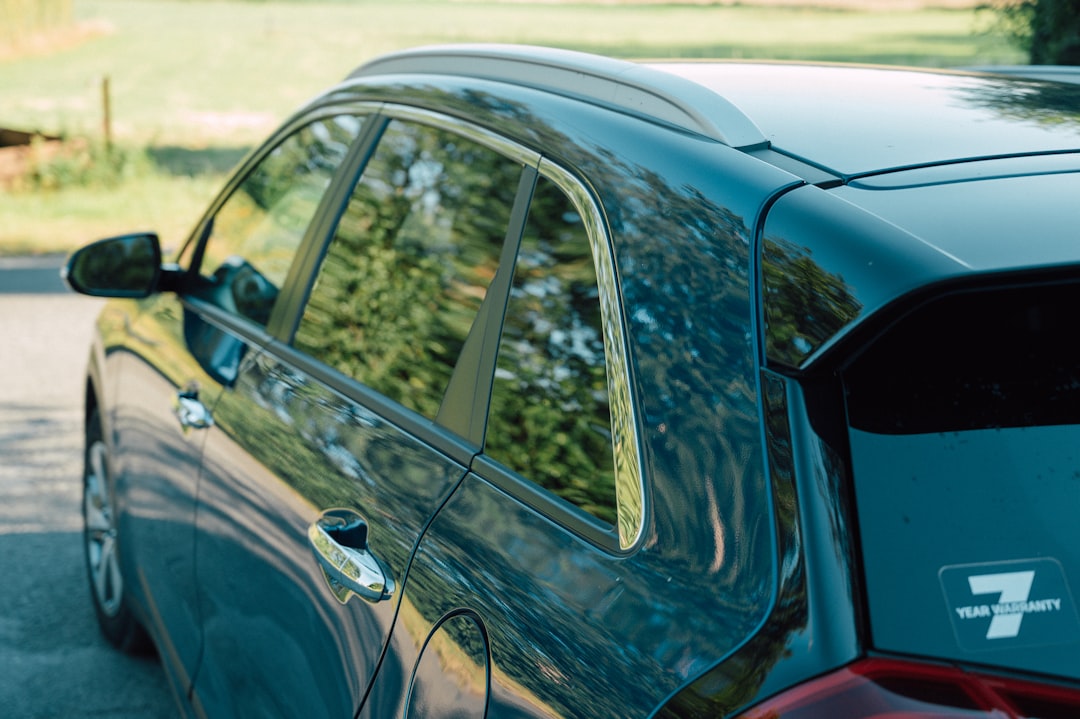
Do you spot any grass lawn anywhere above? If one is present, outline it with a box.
[0,0,1023,255]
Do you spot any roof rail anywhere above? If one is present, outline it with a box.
[347,44,767,150]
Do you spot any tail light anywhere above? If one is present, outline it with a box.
[736,658,1080,719]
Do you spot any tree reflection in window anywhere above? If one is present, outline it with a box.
[197,114,363,325]
[295,120,520,419]
[485,177,617,525]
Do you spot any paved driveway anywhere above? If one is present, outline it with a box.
[0,259,177,718]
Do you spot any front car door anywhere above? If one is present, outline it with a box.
[123,106,365,706]
[105,109,356,689]
[191,111,532,717]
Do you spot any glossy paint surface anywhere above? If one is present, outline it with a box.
[102,292,216,691]
[763,167,1080,370]
[760,184,965,369]
[833,169,1080,272]
[659,63,1080,176]
[192,348,467,717]
[658,374,861,717]
[348,77,802,718]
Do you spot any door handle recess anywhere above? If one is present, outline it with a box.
[308,508,395,604]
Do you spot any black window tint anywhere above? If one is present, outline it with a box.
[485,177,616,524]
[294,120,521,420]
[195,115,363,325]
[846,283,1080,434]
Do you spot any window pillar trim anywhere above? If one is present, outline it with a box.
[534,159,646,551]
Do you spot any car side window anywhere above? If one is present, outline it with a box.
[484,176,617,525]
[293,119,522,420]
[192,114,364,325]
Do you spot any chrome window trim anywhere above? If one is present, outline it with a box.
[182,102,382,271]
[378,103,542,168]
[538,159,646,550]
[284,101,384,132]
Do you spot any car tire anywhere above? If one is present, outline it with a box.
[83,408,152,654]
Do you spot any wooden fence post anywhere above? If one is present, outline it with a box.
[102,75,112,151]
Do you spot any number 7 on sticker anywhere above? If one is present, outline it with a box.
[968,570,1035,639]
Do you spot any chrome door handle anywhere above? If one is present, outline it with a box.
[173,391,213,431]
[308,509,395,604]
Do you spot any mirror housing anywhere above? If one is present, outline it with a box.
[63,233,163,298]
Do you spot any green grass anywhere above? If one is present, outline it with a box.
[3,0,1021,143]
[0,167,222,255]
[0,0,1023,255]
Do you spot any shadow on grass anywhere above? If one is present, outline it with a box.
[148,145,251,176]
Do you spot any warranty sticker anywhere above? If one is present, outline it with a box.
[940,558,1080,652]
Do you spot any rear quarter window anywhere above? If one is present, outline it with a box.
[485,175,617,526]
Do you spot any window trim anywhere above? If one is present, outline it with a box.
[534,159,645,551]
[379,103,542,168]
[436,166,540,441]
[272,109,388,341]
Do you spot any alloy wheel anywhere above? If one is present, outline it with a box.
[84,439,123,618]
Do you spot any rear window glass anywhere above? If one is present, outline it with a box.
[843,282,1080,682]
[845,282,1080,434]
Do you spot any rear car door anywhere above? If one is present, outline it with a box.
[358,135,787,718]
[357,168,640,718]
[191,112,531,717]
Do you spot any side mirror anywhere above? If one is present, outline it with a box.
[63,233,163,298]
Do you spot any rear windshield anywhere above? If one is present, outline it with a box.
[843,282,1080,680]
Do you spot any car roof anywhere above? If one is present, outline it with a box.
[351,46,1080,179]
[655,61,1080,178]
[347,45,1080,279]
[832,168,1080,273]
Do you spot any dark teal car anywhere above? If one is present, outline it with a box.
[66,45,1080,718]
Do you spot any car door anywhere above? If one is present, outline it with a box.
[107,110,361,690]
[354,167,642,719]
[120,108,365,698]
[105,270,220,688]
[191,112,532,718]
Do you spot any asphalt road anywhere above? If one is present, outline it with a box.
[0,258,177,718]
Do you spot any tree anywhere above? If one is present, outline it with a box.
[990,0,1080,64]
